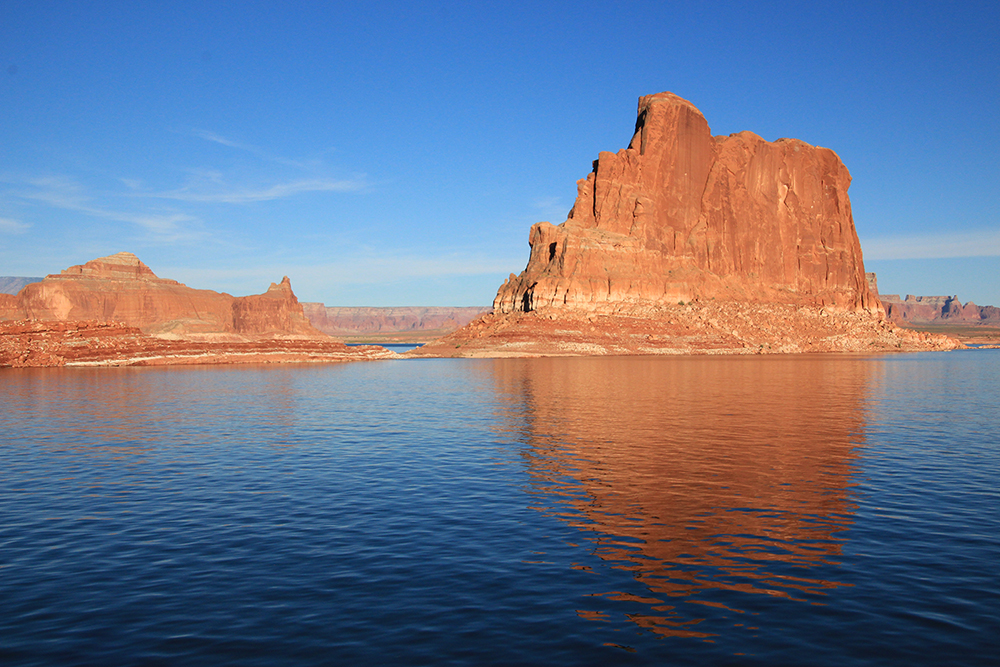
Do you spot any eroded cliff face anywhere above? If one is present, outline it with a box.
[1,252,324,338]
[494,92,878,315]
[231,277,321,336]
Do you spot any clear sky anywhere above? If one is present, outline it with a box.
[2,1,998,306]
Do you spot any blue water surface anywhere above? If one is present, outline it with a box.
[1,351,998,665]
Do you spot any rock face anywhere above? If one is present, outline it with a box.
[301,304,489,337]
[867,272,999,324]
[411,302,962,357]
[231,277,322,337]
[0,320,395,368]
[494,92,878,316]
[880,294,1000,324]
[413,93,963,358]
[0,252,324,338]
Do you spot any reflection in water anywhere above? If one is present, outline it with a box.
[1,366,314,509]
[490,355,874,638]
[5,366,307,452]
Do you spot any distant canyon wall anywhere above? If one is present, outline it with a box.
[867,273,999,324]
[302,304,489,336]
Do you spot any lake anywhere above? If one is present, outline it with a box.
[1,351,998,665]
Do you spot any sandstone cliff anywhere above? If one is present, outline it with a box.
[0,252,324,338]
[494,92,878,316]
[414,93,961,357]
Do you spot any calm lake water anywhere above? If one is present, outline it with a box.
[2,351,998,665]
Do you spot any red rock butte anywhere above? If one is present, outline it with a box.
[0,251,323,338]
[494,92,878,315]
[414,93,961,357]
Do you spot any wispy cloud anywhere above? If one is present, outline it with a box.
[0,216,31,233]
[193,129,254,152]
[190,129,318,169]
[862,229,1000,260]
[148,177,367,204]
[8,175,201,240]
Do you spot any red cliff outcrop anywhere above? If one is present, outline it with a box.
[1,252,324,338]
[879,294,1000,325]
[0,319,395,368]
[494,92,877,315]
[415,93,960,357]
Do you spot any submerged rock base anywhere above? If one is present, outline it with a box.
[410,303,963,358]
[1,320,396,368]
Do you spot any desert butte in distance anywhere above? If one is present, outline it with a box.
[0,252,394,367]
[2,91,991,367]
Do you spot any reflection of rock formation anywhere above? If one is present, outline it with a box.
[490,356,869,638]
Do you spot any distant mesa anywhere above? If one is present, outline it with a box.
[0,251,324,339]
[0,276,44,295]
[415,92,960,356]
[0,252,404,368]
[302,304,489,342]
[866,274,1000,325]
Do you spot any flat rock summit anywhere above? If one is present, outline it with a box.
[415,93,959,356]
[0,252,397,367]
[0,251,322,338]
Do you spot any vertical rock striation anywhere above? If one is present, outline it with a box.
[494,92,879,315]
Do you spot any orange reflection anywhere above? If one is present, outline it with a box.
[490,355,874,637]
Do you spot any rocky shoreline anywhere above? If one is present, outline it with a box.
[0,320,396,368]
[409,302,962,358]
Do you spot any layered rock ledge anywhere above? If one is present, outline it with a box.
[1,252,324,338]
[411,302,960,357]
[414,93,961,357]
[0,320,395,368]
[0,253,400,367]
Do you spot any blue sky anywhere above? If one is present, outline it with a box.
[2,1,997,306]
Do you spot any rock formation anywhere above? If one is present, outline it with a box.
[414,93,961,357]
[0,252,324,338]
[0,320,395,368]
[881,294,999,325]
[302,304,489,339]
[231,277,322,337]
[494,92,879,316]
[866,272,999,325]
